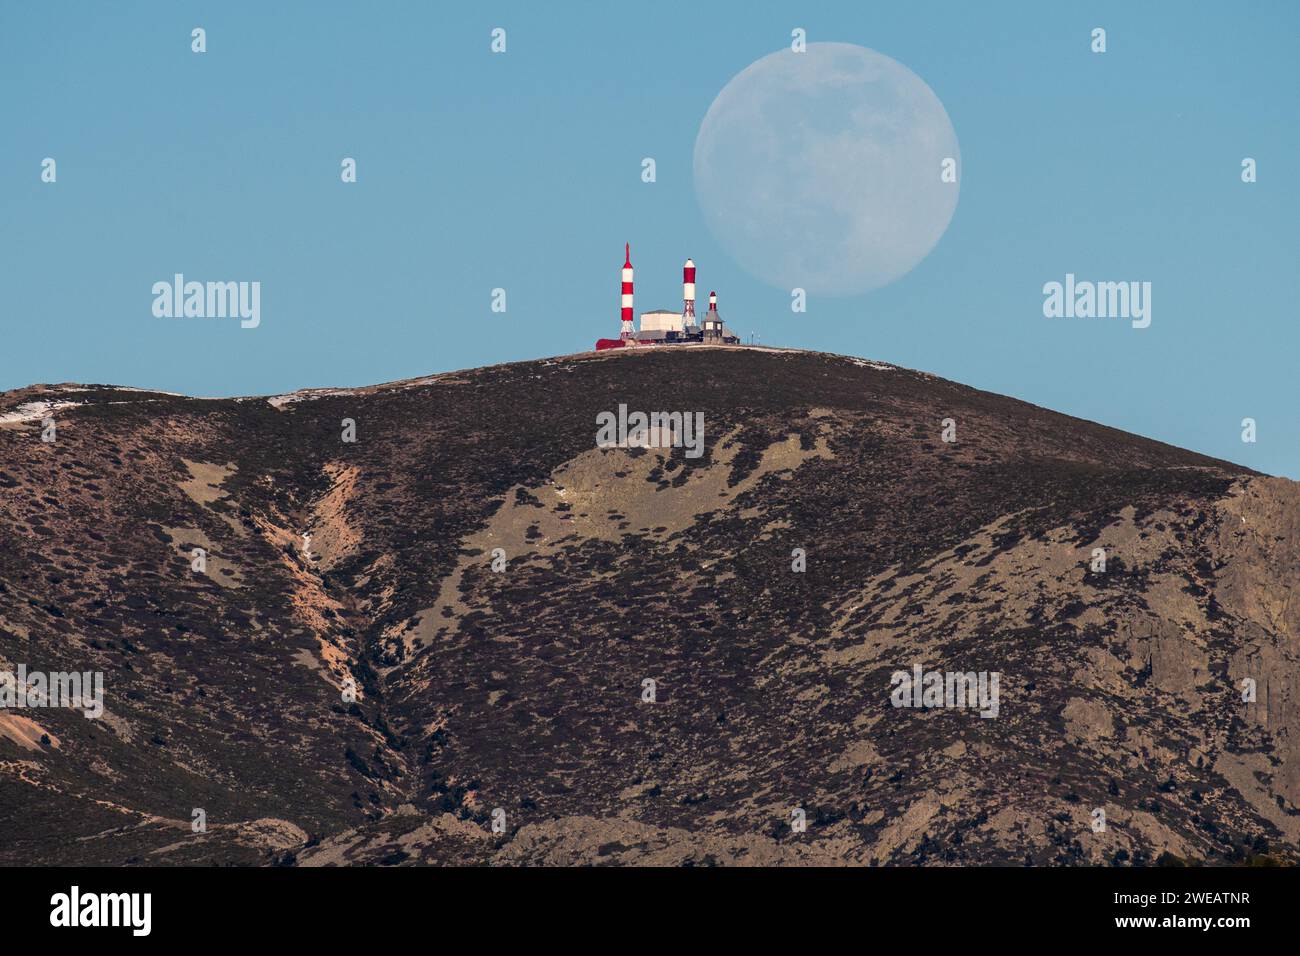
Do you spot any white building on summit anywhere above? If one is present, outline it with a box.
[595,245,740,350]
[639,309,686,334]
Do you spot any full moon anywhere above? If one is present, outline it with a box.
[693,43,960,297]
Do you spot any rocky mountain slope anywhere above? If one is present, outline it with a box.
[2,347,1298,866]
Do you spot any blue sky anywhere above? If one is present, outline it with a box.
[2,2,1297,475]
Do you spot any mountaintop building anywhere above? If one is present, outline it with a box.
[596,245,741,351]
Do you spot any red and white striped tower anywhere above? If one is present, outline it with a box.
[620,243,635,340]
[682,258,696,328]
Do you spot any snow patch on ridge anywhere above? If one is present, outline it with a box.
[267,389,360,409]
[0,401,81,424]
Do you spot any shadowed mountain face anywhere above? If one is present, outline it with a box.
[3,348,1299,866]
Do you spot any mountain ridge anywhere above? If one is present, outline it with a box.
[1,345,1261,481]
[2,347,1296,866]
